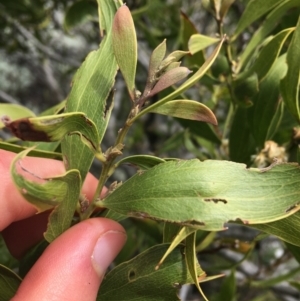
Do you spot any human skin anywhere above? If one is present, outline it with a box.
[0,149,126,301]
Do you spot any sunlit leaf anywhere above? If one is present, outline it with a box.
[188,34,220,55]
[112,5,137,100]
[0,104,35,129]
[280,17,300,122]
[0,265,22,301]
[149,100,217,125]
[98,160,300,231]
[97,244,203,301]
[62,0,120,180]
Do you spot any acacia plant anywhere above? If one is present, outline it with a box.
[1,0,300,300]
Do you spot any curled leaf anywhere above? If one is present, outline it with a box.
[149,99,218,125]
[112,4,137,100]
[4,112,100,152]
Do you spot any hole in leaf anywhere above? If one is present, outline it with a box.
[128,269,136,281]
[22,188,27,194]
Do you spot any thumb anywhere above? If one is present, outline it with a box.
[12,218,126,301]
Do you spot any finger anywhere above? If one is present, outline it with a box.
[12,218,126,301]
[0,149,99,231]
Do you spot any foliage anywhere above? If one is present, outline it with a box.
[1,0,300,300]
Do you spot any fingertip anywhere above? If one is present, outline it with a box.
[12,218,126,301]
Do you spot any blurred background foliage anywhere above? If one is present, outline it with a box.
[1,0,300,300]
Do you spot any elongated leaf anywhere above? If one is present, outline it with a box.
[238,0,300,71]
[132,38,224,122]
[249,55,287,147]
[0,265,22,301]
[98,160,300,231]
[61,0,120,180]
[112,5,137,100]
[156,226,196,269]
[249,211,300,247]
[97,244,202,301]
[243,28,293,82]
[233,0,282,39]
[44,168,81,242]
[185,232,207,300]
[286,243,300,264]
[116,155,165,170]
[149,100,217,125]
[4,113,100,152]
[280,17,300,122]
[189,34,220,55]
[0,141,62,160]
[11,149,81,242]
[0,104,35,129]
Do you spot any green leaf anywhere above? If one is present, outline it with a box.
[4,113,100,152]
[116,155,165,170]
[149,100,217,125]
[185,232,208,300]
[280,17,300,122]
[0,265,22,301]
[64,0,97,31]
[217,270,236,301]
[238,0,300,71]
[44,168,81,242]
[237,28,294,82]
[156,226,196,269]
[0,104,35,129]
[62,0,120,181]
[249,55,287,147]
[233,73,258,105]
[188,34,220,55]
[163,223,182,243]
[233,0,282,39]
[97,244,202,301]
[249,211,300,247]
[176,118,221,144]
[286,243,300,264]
[11,148,81,242]
[229,107,255,164]
[98,160,300,231]
[112,5,137,100]
[179,11,205,67]
[133,38,225,122]
[0,141,62,160]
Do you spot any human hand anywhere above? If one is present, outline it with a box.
[0,149,127,301]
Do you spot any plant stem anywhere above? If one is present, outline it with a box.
[80,109,133,220]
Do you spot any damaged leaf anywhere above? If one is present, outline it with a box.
[98,160,300,231]
[11,148,81,241]
[97,244,203,301]
[4,113,100,152]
